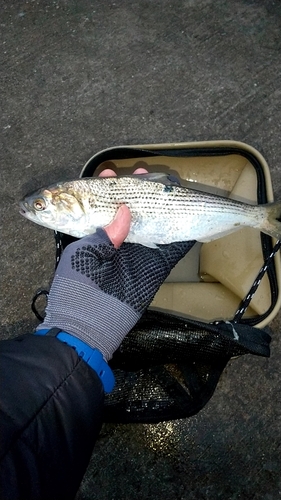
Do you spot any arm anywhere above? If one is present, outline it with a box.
[0,334,104,500]
[0,170,194,499]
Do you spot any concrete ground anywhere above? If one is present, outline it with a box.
[1,0,281,498]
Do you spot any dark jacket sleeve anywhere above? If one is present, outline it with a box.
[0,334,105,500]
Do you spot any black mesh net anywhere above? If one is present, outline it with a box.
[103,362,227,423]
[104,310,271,423]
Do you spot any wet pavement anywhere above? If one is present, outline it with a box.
[1,1,281,498]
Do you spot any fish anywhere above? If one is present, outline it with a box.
[19,173,281,247]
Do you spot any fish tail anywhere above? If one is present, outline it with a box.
[261,202,281,240]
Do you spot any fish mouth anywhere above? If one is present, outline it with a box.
[19,201,31,217]
[19,201,26,215]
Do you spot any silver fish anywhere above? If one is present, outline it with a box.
[20,173,281,247]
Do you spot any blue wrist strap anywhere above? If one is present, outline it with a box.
[35,328,115,393]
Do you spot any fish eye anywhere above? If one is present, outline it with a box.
[33,198,46,211]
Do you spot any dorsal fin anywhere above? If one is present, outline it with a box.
[131,172,181,186]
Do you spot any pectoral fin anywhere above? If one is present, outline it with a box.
[125,234,159,248]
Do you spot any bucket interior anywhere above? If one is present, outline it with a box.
[81,143,280,327]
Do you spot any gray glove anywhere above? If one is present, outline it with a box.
[37,229,194,360]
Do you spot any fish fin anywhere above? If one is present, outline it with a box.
[133,172,181,186]
[198,226,243,242]
[261,202,281,240]
[142,241,159,248]
[126,235,159,248]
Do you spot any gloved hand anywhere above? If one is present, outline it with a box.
[37,169,195,361]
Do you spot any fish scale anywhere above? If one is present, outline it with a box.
[20,173,281,246]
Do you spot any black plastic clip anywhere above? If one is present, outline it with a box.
[31,289,49,321]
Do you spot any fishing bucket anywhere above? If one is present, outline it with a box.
[33,141,281,422]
